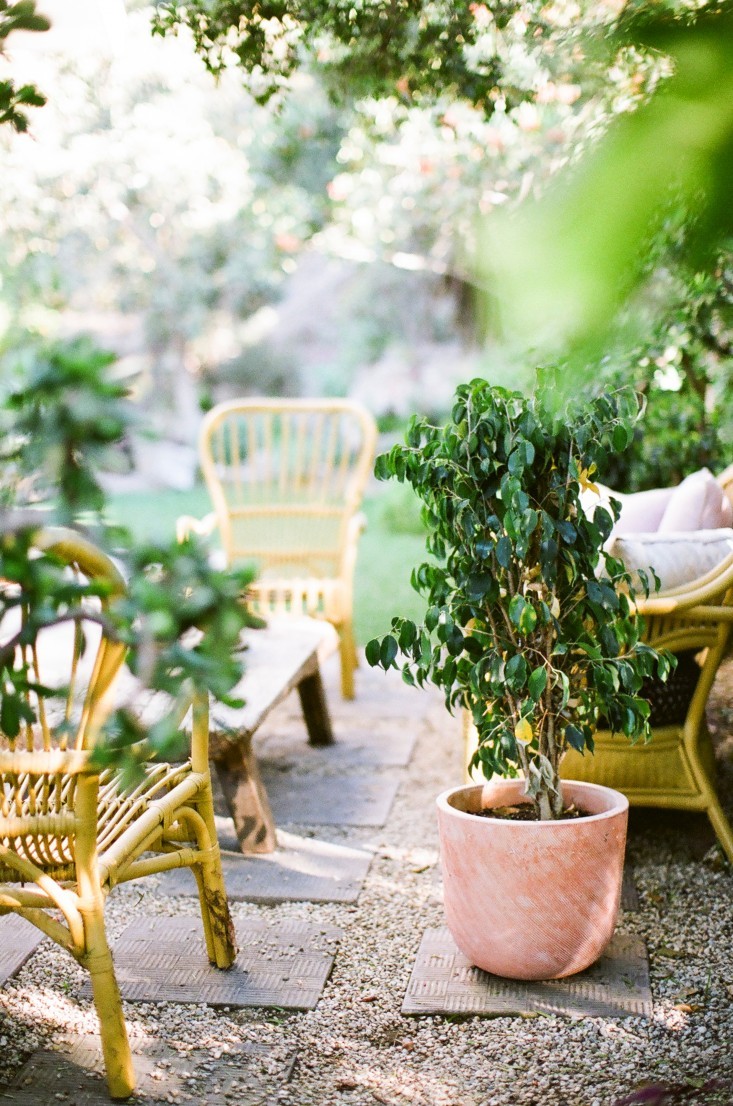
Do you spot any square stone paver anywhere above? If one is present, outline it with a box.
[260,768,401,827]
[259,723,418,768]
[157,829,372,904]
[0,915,43,985]
[402,927,652,1018]
[3,1036,295,1105]
[80,916,340,1010]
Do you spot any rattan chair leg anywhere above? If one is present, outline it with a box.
[83,918,135,1099]
[194,787,237,968]
[704,790,733,865]
[339,622,356,700]
[190,862,217,963]
[196,857,237,968]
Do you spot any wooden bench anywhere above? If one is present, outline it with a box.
[206,616,339,853]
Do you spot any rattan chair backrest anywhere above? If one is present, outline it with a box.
[199,399,377,575]
[0,527,126,760]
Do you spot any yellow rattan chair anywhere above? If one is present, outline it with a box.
[179,398,377,699]
[560,553,733,863]
[0,528,236,1100]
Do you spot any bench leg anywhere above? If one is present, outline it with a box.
[298,669,335,746]
[214,742,277,854]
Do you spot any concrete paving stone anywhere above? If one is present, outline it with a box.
[264,695,420,735]
[402,927,652,1018]
[157,829,373,903]
[257,723,418,768]
[79,916,341,1010]
[259,767,401,826]
[0,915,44,986]
[2,1035,294,1105]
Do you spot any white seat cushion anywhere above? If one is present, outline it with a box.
[608,529,733,592]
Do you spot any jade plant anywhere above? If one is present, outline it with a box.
[366,377,672,820]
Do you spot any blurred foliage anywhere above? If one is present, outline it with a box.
[0,1,667,437]
[604,381,721,493]
[0,337,258,779]
[482,3,733,379]
[0,13,346,436]
[204,342,298,405]
[0,0,48,132]
[152,0,536,111]
[602,244,733,490]
[158,1,659,286]
[5,0,732,500]
[1,337,132,520]
[377,481,425,537]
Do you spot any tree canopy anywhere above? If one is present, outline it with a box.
[151,0,542,111]
[0,0,48,131]
[482,4,733,371]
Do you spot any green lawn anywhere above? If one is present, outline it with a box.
[106,482,427,645]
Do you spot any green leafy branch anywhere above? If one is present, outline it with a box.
[367,377,672,819]
[0,337,259,780]
[0,1,49,132]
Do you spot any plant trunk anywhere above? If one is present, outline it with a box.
[534,775,564,821]
[537,791,554,820]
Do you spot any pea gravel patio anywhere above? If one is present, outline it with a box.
[1,657,733,1106]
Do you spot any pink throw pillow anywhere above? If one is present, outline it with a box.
[613,487,674,535]
[658,468,733,532]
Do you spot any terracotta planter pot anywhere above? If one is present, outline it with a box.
[436,778,629,981]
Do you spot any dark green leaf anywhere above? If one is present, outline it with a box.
[528,666,547,702]
[495,535,512,568]
[565,724,586,753]
[380,635,399,667]
[505,653,527,691]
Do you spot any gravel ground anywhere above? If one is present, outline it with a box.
[1,660,733,1106]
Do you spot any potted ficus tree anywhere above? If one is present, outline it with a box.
[366,376,671,981]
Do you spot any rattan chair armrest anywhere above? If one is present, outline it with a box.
[176,512,218,543]
[0,749,93,776]
[339,511,368,582]
[636,598,733,625]
[631,552,733,617]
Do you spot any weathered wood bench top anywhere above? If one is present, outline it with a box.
[209,617,339,855]
[208,616,338,756]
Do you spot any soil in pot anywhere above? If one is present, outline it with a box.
[476,802,589,822]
